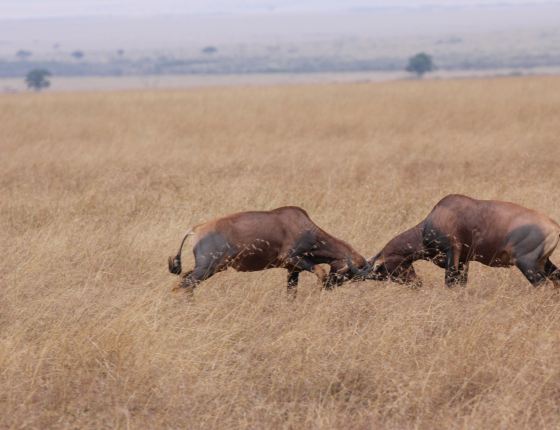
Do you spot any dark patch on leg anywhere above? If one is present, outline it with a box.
[445,268,461,287]
[324,269,340,290]
[445,264,469,287]
[399,264,423,288]
[507,225,547,260]
[179,270,197,288]
[517,259,547,287]
[506,225,546,246]
[445,261,468,287]
[284,258,320,296]
[194,232,235,269]
[289,230,316,253]
[423,222,466,288]
[508,226,550,287]
[444,248,460,288]
[284,255,316,273]
[457,262,469,286]
[177,232,233,292]
[423,221,452,267]
[545,259,560,287]
[287,270,300,300]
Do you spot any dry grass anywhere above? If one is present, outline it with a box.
[2,77,560,429]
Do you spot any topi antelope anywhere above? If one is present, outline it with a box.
[168,206,369,297]
[368,194,560,288]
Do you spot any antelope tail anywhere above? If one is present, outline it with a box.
[168,229,193,275]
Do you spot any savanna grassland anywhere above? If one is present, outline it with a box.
[2,77,560,429]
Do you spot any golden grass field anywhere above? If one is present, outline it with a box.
[2,77,560,429]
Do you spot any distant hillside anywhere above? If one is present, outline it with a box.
[1,2,560,77]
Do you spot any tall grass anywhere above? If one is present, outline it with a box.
[2,77,560,429]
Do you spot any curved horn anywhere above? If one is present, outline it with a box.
[168,228,193,275]
[367,251,382,265]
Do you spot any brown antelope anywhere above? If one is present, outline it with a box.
[368,194,560,287]
[168,206,369,296]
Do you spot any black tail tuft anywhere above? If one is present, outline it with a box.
[168,255,182,275]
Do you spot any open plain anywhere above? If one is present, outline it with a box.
[2,77,560,429]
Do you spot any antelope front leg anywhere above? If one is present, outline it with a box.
[545,259,560,288]
[311,264,327,288]
[444,243,464,288]
[323,269,345,290]
[287,270,300,300]
[516,258,547,287]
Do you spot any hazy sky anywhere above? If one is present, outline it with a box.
[1,0,559,19]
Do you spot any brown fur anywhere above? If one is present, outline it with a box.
[169,206,368,296]
[369,194,560,287]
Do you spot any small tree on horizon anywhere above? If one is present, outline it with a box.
[16,50,32,61]
[25,69,51,92]
[201,46,218,55]
[406,53,434,78]
[71,50,84,60]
